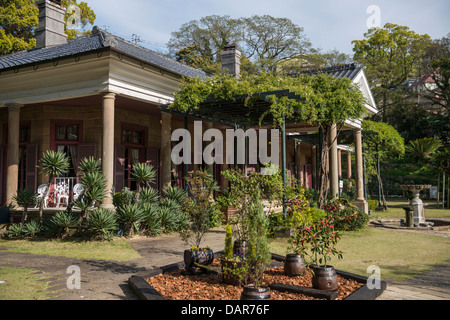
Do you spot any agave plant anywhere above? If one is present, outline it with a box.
[163,186,187,202]
[5,223,25,239]
[116,203,145,237]
[38,150,70,222]
[13,188,37,223]
[141,203,163,236]
[49,211,79,238]
[131,163,156,203]
[86,208,118,240]
[22,220,42,238]
[138,187,160,204]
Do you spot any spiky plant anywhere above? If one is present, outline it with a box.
[49,211,79,238]
[163,185,187,202]
[13,188,37,223]
[141,203,163,236]
[138,187,160,204]
[406,137,442,162]
[38,150,70,222]
[131,162,156,203]
[86,208,118,240]
[116,204,145,237]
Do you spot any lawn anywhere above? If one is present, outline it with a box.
[0,267,52,300]
[269,200,450,284]
[0,238,141,262]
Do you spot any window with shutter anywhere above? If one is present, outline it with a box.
[0,145,3,204]
[114,144,125,193]
[25,144,38,191]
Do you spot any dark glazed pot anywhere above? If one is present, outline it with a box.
[240,284,271,300]
[184,249,214,268]
[311,265,339,291]
[284,254,306,277]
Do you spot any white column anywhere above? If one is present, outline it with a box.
[6,104,23,206]
[354,129,368,213]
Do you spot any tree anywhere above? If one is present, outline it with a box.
[0,0,38,55]
[168,14,311,74]
[352,23,431,121]
[61,0,96,40]
[406,137,442,162]
[0,0,96,56]
[13,188,37,223]
[131,163,156,203]
[37,150,70,222]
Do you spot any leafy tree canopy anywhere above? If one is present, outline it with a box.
[0,0,96,56]
[168,14,312,74]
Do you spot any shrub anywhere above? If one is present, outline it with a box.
[116,204,145,237]
[86,208,118,240]
[141,203,163,236]
[48,211,79,238]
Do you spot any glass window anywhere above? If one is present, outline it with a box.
[56,125,79,141]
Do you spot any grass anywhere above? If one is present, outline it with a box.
[270,199,450,284]
[0,238,141,262]
[370,199,450,220]
[0,267,52,300]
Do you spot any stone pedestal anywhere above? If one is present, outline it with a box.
[400,185,431,227]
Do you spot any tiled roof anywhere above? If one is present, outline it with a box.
[289,63,363,81]
[0,27,209,79]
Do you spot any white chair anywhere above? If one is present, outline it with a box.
[73,183,84,202]
[35,184,49,208]
[55,182,70,208]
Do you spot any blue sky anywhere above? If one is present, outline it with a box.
[87,0,450,55]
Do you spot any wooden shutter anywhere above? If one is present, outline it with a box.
[146,148,160,191]
[0,145,3,204]
[25,144,38,191]
[77,143,98,166]
[114,145,125,193]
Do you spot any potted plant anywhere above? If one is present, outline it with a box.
[306,217,343,291]
[220,223,247,285]
[240,194,272,300]
[179,170,219,272]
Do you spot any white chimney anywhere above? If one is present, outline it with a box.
[220,44,241,77]
[35,0,67,49]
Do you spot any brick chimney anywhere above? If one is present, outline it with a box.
[35,0,67,49]
[220,44,241,77]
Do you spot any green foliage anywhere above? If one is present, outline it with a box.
[406,138,442,162]
[116,204,145,237]
[0,0,38,55]
[352,23,431,120]
[13,188,37,222]
[131,163,156,203]
[48,211,79,238]
[170,72,366,127]
[179,170,220,248]
[38,150,70,179]
[3,221,41,239]
[141,203,163,236]
[61,0,96,39]
[224,223,233,259]
[86,208,118,240]
[113,188,135,208]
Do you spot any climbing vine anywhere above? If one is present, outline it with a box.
[169,72,367,207]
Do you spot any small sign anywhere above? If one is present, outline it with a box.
[430,186,438,200]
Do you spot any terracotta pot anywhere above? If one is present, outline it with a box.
[311,265,338,291]
[184,249,214,269]
[284,254,305,277]
[240,284,271,300]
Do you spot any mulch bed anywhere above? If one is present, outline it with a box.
[146,260,364,300]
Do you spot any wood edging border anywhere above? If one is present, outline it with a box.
[128,252,386,301]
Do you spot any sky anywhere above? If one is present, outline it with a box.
[85,0,450,56]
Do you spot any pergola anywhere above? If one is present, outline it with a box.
[161,88,368,214]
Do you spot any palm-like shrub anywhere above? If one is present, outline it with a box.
[138,187,160,204]
[38,150,70,222]
[13,188,37,223]
[116,204,145,237]
[74,158,107,220]
[131,163,156,203]
[22,220,42,238]
[4,223,25,239]
[406,137,442,162]
[141,203,163,236]
[48,211,79,238]
[163,186,187,202]
[86,208,118,240]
